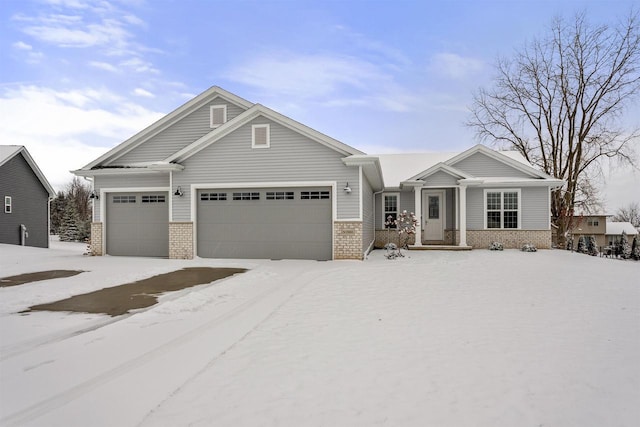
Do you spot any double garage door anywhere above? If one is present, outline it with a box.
[197,187,333,260]
[106,192,169,257]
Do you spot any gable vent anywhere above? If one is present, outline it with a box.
[210,105,227,128]
[252,124,270,148]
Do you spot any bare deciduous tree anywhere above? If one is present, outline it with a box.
[613,201,640,226]
[468,11,640,245]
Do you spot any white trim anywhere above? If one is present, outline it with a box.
[459,185,467,246]
[381,192,400,228]
[169,171,173,222]
[99,187,171,256]
[190,181,337,260]
[483,188,522,230]
[210,104,227,128]
[357,166,363,222]
[251,124,270,148]
[414,188,422,246]
[4,196,12,214]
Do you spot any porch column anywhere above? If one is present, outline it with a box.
[459,184,467,246]
[413,186,422,246]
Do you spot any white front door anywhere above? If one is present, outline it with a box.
[423,190,445,242]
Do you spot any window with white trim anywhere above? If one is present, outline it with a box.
[300,191,330,200]
[485,189,520,229]
[233,192,260,201]
[252,124,270,148]
[200,192,227,201]
[383,193,398,228]
[4,196,11,214]
[142,195,166,203]
[113,195,136,203]
[210,105,227,128]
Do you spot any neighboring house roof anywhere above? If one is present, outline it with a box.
[606,222,638,236]
[0,145,55,197]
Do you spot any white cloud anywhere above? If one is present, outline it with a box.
[89,61,119,72]
[132,88,154,98]
[0,86,163,191]
[12,41,32,50]
[429,53,485,79]
[226,52,417,112]
[120,57,159,74]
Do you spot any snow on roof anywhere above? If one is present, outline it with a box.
[374,150,534,188]
[606,222,638,236]
[0,145,22,165]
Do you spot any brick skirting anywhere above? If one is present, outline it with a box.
[169,222,194,259]
[90,222,103,256]
[334,221,363,260]
[467,229,552,249]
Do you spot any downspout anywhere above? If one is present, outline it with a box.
[370,189,384,254]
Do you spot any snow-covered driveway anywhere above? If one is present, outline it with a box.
[1,242,638,427]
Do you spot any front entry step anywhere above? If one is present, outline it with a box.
[408,245,472,251]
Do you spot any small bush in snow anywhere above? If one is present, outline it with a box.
[384,243,403,259]
[566,237,574,251]
[521,243,537,252]
[489,242,503,251]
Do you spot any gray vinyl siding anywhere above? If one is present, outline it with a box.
[521,187,550,229]
[445,188,455,229]
[466,187,484,230]
[111,98,247,165]
[172,117,359,221]
[93,174,170,221]
[452,152,531,178]
[0,153,50,248]
[399,189,415,216]
[466,186,550,230]
[362,173,374,253]
[425,171,458,186]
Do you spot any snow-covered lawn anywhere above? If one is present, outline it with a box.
[1,241,638,427]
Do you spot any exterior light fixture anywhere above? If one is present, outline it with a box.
[343,183,352,193]
[174,186,183,197]
[89,190,99,200]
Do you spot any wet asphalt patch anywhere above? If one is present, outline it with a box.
[22,267,246,317]
[0,270,84,287]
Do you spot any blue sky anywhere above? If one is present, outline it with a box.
[1,0,638,211]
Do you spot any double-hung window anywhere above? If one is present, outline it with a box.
[4,196,11,214]
[485,189,519,229]
[383,193,399,228]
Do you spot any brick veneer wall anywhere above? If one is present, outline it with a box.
[467,229,552,249]
[334,221,363,260]
[374,229,416,249]
[169,222,194,259]
[90,222,103,255]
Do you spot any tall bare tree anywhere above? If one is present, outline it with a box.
[468,11,640,245]
[613,202,640,227]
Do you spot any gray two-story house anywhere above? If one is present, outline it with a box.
[73,86,563,260]
[1,145,55,248]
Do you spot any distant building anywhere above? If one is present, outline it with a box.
[566,214,638,248]
[0,145,55,248]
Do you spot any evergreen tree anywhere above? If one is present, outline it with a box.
[577,236,587,254]
[632,235,640,261]
[587,235,599,256]
[59,202,83,242]
[49,191,66,234]
[620,231,632,259]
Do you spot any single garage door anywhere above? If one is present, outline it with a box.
[106,192,169,257]
[197,187,332,260]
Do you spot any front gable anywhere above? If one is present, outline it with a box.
[110,96,249,166]
[82,86,253,170]
[450,151,533,178]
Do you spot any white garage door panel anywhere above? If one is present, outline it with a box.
[197,188,332,260]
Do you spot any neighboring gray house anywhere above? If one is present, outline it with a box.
[0,145,55,248]
[73,86,563,260]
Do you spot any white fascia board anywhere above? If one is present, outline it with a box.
[170,104,363,163]
[400,180,424,188]
[446,144,551,180]
[72,167,169,177]
[342,155,384,191]
[468,178,565,187]
[406,162,473,182]
[17,146,56,196]
[83,86,254,170]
